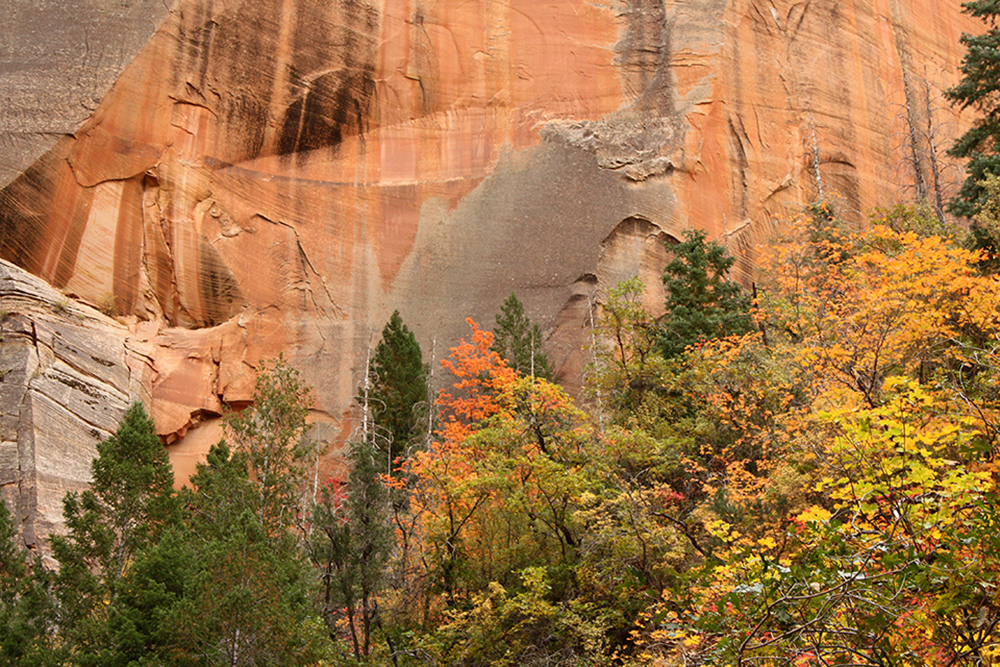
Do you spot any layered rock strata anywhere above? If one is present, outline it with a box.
[0,260,149,555]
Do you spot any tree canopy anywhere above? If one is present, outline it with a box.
[658,229,753,358]
[6,206,1000,666]
[367,310,428,469]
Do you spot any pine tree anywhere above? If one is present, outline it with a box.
[658,229,753,358]
[50,402,179,664]
[947,0,1000,264]
[492,293,552,379]
[368,311,428,469]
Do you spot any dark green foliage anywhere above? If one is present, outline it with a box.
[32,363,330,666]
[161,360,330,665]
[947,0,1000,265]
[492,293,552,379]
[309,435,393,660]
[0,497,25,593]
[0,498,60,666]
[368,311,428,468]
[658,230,753,358]
[50,402,178,664]
[172,441,329,667]
[53,403,177,582]
[84,523,199,667]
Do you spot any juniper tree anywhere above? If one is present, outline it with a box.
[170,442,329,667]
[160,360,329,666]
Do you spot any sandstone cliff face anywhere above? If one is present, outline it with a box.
[0,0,171,189]
[0,260,154,555]
[0,0,981,543]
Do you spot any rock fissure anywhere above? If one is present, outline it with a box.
[256,213,342,319]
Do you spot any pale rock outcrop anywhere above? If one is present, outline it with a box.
[0,259,147,553]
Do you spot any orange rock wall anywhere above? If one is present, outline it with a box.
[0,0,981,476]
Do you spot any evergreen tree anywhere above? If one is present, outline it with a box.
[155,360,330,666]
[0,498,59,666]
[98,524,197,667]
[0,498,27,616]
[309,435,392,660]
[183,359,329,665]
[171,442,329,667]
[368,311,428,468]
[947,0,1000,264]
[945,0,1000,273]
[492,293,552,379]
[49,402,179,664]
[658,229,753,358]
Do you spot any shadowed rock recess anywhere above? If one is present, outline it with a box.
[0,0,980,548]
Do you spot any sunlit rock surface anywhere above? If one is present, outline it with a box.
[0,0,981,545]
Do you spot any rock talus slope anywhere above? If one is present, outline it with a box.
[0,0,981,545]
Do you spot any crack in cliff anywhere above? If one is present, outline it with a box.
[15,356,34,549]
[28,380,116,441]
[255,213,343,320]
[122,337,155,403]
[9,317,44,550]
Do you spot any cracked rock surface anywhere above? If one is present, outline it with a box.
[0,260,143,557]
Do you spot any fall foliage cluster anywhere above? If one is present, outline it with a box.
[4,201,1000,666]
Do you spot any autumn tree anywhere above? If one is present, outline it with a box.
[405,319,598,604]
[492,293,552,379]
[629,212,1000,665]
